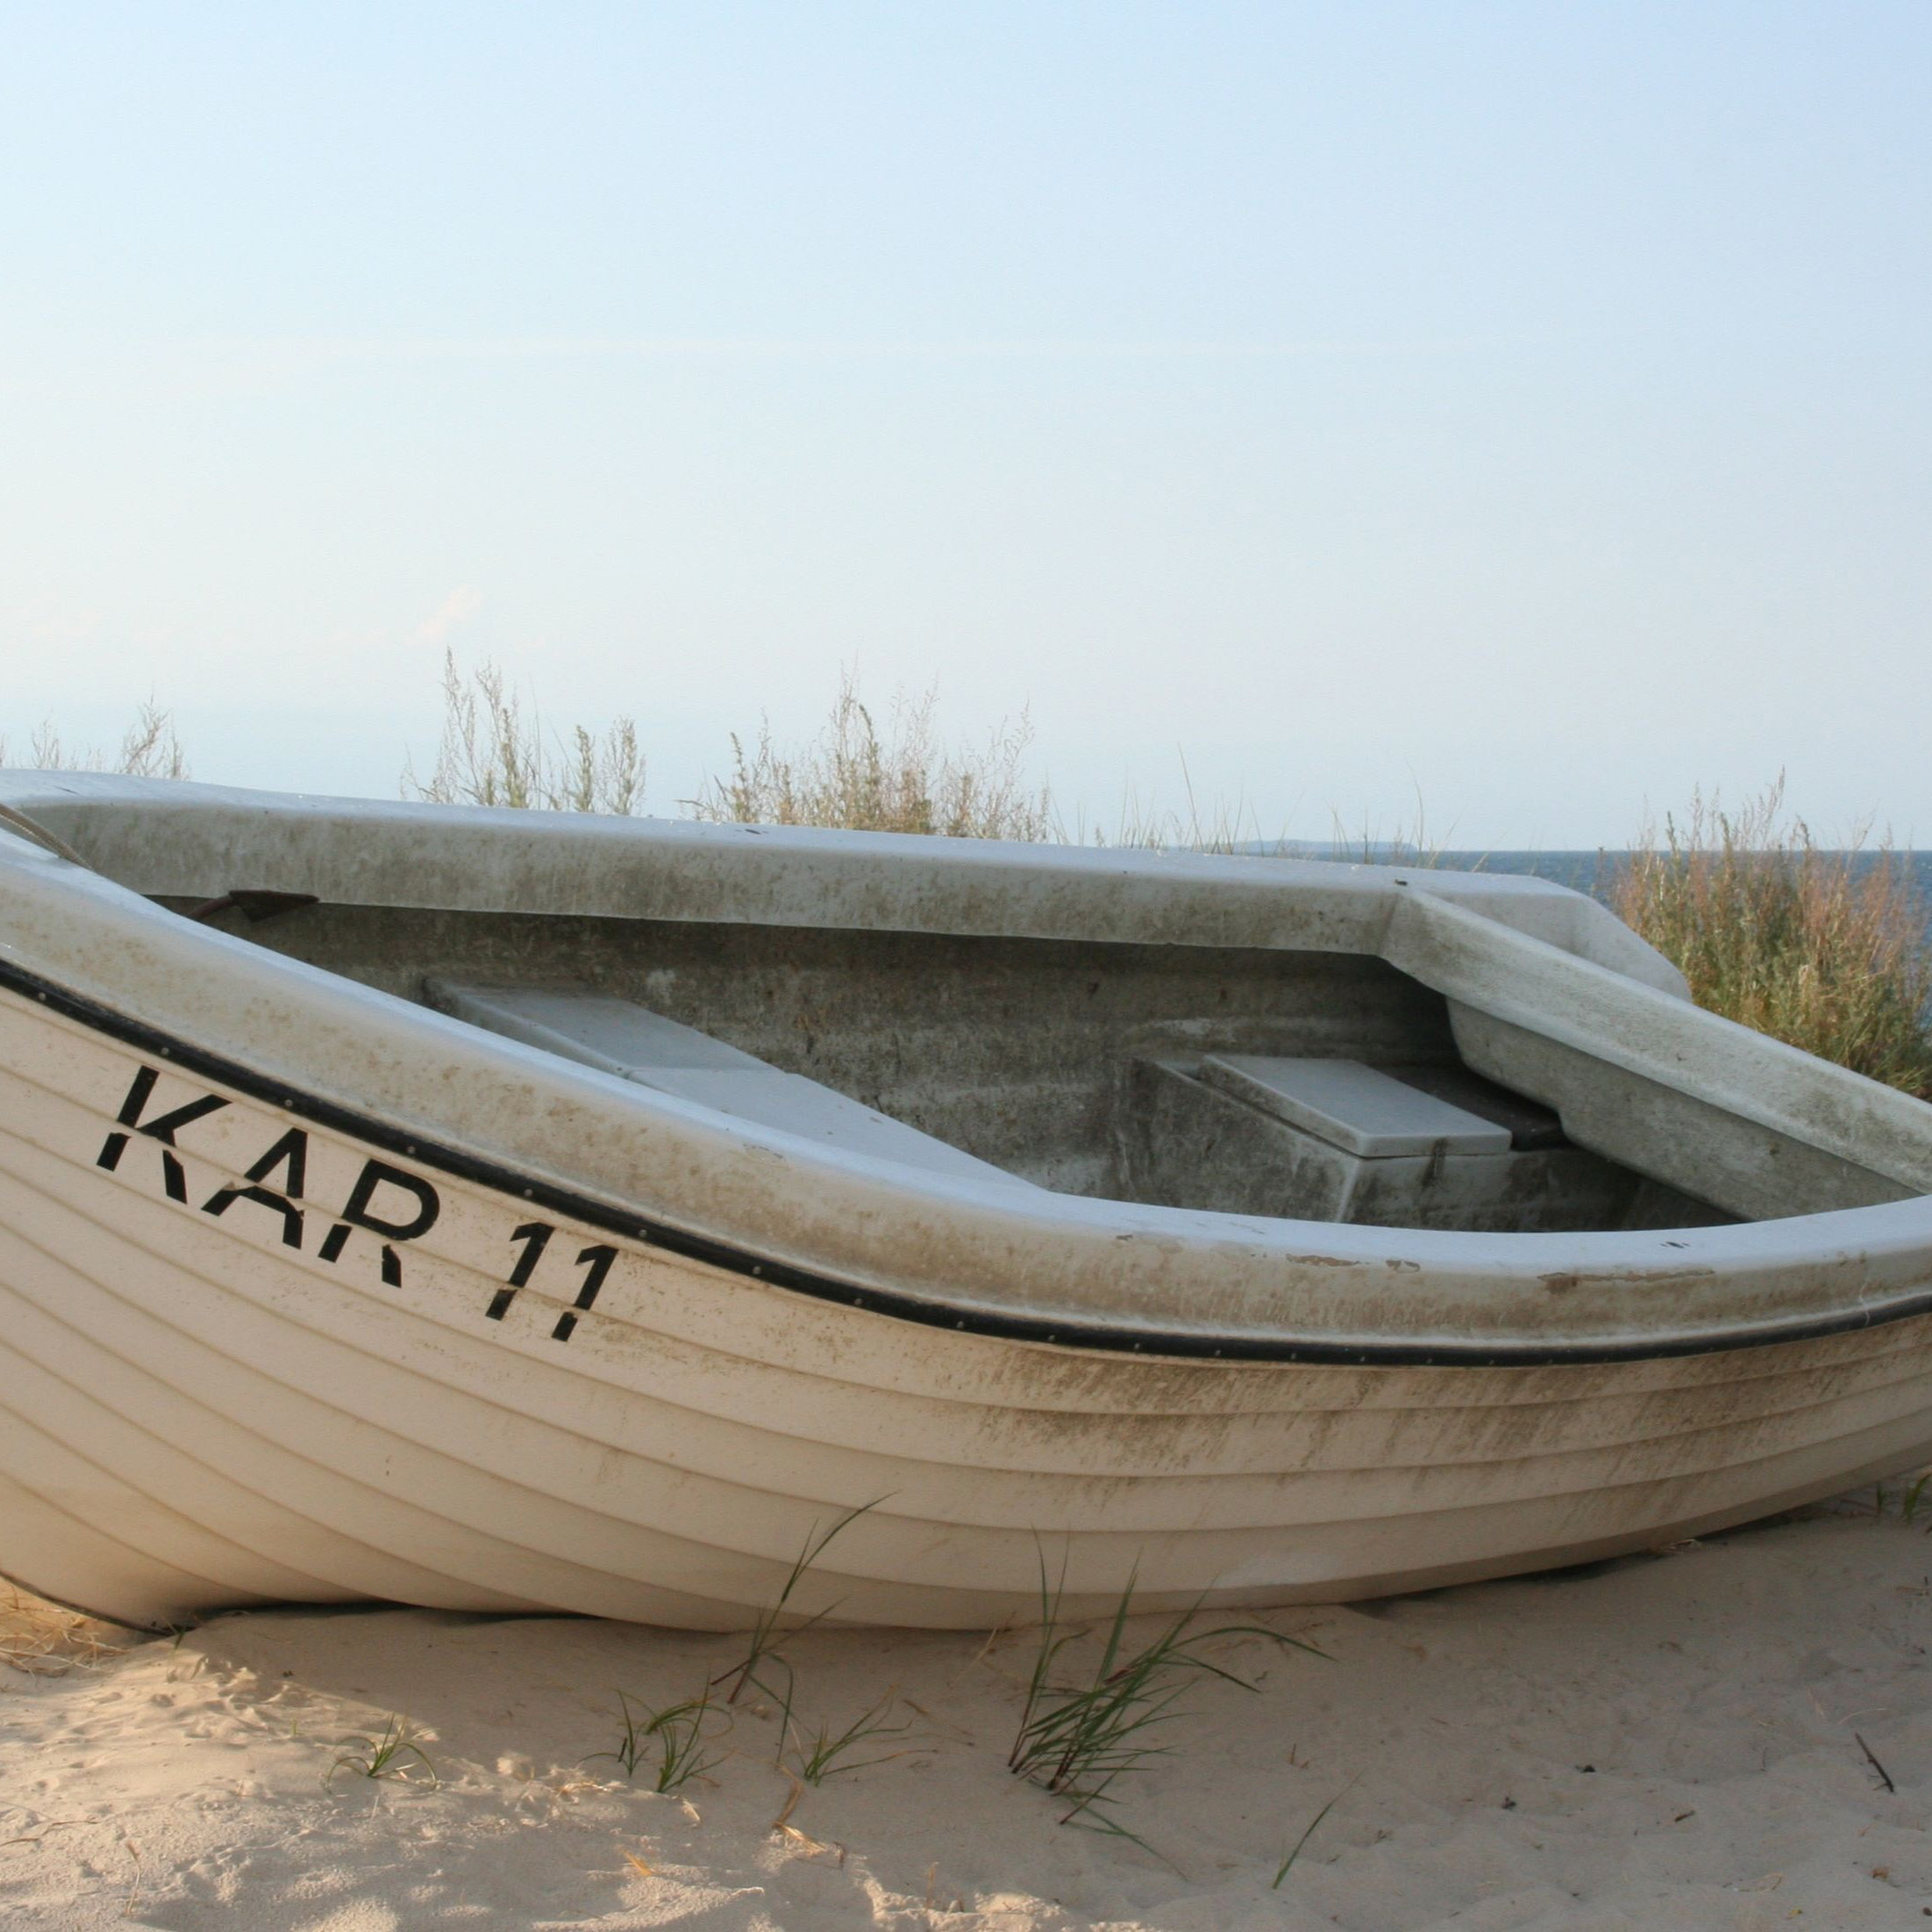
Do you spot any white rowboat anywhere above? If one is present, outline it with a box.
[2,773,1930,1631]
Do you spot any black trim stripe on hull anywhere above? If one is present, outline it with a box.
[3,954,1928,1369]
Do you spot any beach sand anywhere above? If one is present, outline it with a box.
[3,1497,1928,1930]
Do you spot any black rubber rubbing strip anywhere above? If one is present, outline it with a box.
[3,954,1925,1368]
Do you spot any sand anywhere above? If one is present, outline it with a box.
[3,1496,1929,1930]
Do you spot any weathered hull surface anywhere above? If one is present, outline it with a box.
[3,776,1932,1629]
[0,983,1928,1631]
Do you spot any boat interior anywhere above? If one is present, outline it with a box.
[169,895,1738,1236]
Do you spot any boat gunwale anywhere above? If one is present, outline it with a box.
[6,950,1932,1369]
[4,775,1932,1363]
[0,771,1685,992]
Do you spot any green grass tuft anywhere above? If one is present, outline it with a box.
[1007,1551,1327,1846]
[326,1715,438,1789]
[780,1689,912,1785]
[1272,1774,1358,1887]
[585,1686,726,1792]
[712,1498,882,1707]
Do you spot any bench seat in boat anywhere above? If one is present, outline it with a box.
[428,979,1031,1187]
[1123,1050,1684,1231]
[1198,1055,1512,1158]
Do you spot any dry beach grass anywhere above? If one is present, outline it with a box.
[1605,780,1932,1100]
[417,668,1932,1094]
[20,669,1932,1092]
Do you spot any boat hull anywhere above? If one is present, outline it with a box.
[4,981,1929,1631]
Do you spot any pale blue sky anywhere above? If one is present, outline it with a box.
[4,4,1928,844]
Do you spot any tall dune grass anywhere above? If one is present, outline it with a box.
[404,651,644,815]
[1083,763,1278,855]
[0,700,188,781]
[1606,781,1932,1099]
[10,676,1932,1098]
[687,668,1052,841]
